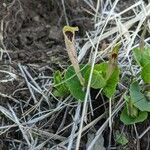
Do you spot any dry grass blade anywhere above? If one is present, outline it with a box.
[7,104,31,146]
[87,96,125,149]
[78,3,150,62]
[76,0,120,149]
[67,103,81,150]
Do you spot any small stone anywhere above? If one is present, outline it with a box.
[2,3,7,7]
[33,16,40,22]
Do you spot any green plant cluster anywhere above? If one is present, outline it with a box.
[53,46,120,101]
[120,47,150,125]
[53,43,150,125]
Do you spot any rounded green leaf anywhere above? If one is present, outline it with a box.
[120,107,148,125]
[141,63,150,84]
[130,81,150,112]
[64,65,89,101]
[88,62,120,98]
[84,67,106,89]
[93,63,108,77]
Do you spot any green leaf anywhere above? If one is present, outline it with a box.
[84,64,106,89]
[94,63,108,77]
[64,65,89,101]
[87,62,120,98]
[133,48,150,67]
[126,99,139,118]
[133,48,143,66]
[130,81,150,112]
[65,62,119,100]
[54,71,62,84]
[141,63,150,83]
[141,48,150,67]
[103,66,120,98]
[53,89,64,97]
[120,107,148,125]
[115,130,128,145]
[53,71,69,97]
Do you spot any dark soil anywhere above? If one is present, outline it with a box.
[0,0,94,101]
[0,0,93,65]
